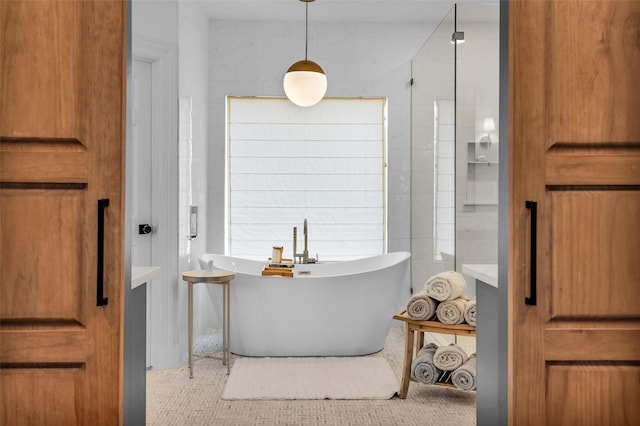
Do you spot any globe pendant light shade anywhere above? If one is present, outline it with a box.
[283,60,327,107]
[284,0,327,107]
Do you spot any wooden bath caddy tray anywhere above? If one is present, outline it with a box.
[261,266,293,277]
[393,310,476,398]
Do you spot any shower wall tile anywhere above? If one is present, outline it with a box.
[388,170,411,194]
[388,149,411,175]
[387,193,411,240]
[410,199,434,239]
[389,102,411,138]
[410,170,433,196]
[410,149,434,173]
[388,237,410,254]
[411,127,434,152]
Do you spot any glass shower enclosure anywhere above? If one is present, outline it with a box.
[410,3,499,297]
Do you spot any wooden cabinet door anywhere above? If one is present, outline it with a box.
[509,1,640,424]
[0,1,126,424]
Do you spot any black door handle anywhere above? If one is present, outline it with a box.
[525,200,537,306]
[97,199,109,306]
[138,224,152,235]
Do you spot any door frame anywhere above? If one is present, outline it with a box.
[496,0,509,423]
[132,38,179,369]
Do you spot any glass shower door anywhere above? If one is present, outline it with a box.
[410,6,455,292]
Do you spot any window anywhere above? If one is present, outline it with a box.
[226,97,387,261]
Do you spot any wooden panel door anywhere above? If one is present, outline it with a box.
[509,1,640,424]
[0,1,126,424]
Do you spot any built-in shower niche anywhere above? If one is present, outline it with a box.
[465,140,498,206]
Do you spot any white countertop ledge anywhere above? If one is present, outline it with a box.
[462,264,498,288]
[131,266,160,290]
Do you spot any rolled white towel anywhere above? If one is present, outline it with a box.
[451,353,477,391]
[411,343,443,385]
[406,291,438,321]
[425,271,467,302]
[433,344,468,371]
[464,298,477,326]
[436,297,467,325]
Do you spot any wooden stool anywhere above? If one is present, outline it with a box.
[182,269,235,378]
[393,310,476,398]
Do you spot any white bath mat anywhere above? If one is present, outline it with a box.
[222,357,399,400]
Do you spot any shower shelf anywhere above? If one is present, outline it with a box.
[393,310,476,398]
[466,141,499,205]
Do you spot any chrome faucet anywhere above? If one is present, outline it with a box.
[292,226,298,262]
[293,218,317,264]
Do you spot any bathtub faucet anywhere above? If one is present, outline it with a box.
[293,218,317,264]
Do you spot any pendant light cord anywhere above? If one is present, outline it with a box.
[305,1,309,60]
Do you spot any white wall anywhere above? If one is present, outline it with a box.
[134,0,216,370]
[178,0,215,346]
[133,0,181,370]
[133,0,178,46]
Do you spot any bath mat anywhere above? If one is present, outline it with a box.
[222,357,399,400]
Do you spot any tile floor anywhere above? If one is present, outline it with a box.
[146,326,476,425]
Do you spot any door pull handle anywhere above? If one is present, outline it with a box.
[97,198,109,306]
[525,200,537,306]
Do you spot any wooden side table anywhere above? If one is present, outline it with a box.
[182,269,235,378]
[393,310,476,398]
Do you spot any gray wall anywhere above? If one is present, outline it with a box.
[496,0,509,424]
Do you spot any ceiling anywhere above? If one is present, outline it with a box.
[195,0,464,23]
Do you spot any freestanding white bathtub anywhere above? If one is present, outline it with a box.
[198,252,411,357]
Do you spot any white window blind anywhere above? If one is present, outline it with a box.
[227,97,387,261]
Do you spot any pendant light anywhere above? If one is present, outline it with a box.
[283,0,327,107]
